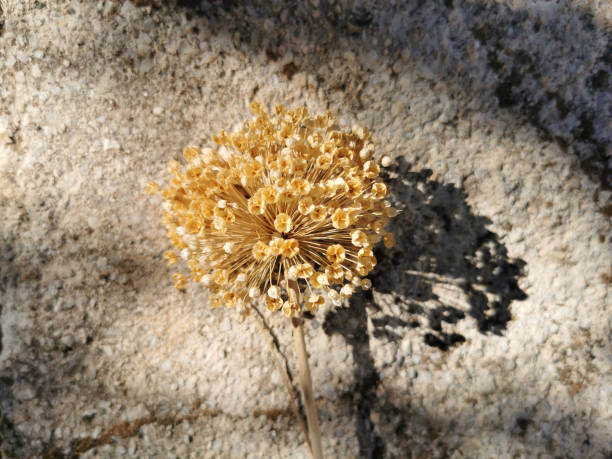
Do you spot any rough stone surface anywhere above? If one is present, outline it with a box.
[0,0,610,457]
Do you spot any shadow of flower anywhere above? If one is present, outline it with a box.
[327,157,527,351]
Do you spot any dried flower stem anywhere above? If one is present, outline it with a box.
[251,305,312,455]
[289,279,323,459]
[294,320,323,459]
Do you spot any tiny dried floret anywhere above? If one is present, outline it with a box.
[274,213,293,233]
[173,273,187,290]
[146,181,160,194]
[331,208,351,229]
[268,285,281,299]
[252,241,270,260]
[340,284,354,298]
[282,300,300,318]
[363,161,380,178]
[294,263,314,279]
[262,186,279,204]
[383,232,396,248]
[306,295,324,313]
[266,296,282,311]
[310,272,328,288]
[325,264,345,284]
[281,239,300,258]
[212,269,229,285]
[380,156,393,167]
[223,291,238,307]
[326,244,346,264]
[315,153,332,169]
[153,103,396,318]
[328,289,342,306]
[269,237,284,256]
[164,250,178,266]
[290,178,311,195]
[311,205,328,222]
[351,230,369,247]
[371,182,387,200]
[357,247,376,266]
[298,197,314,215]
[248,196,266,215]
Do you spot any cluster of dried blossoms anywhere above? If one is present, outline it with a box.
[149,103,396,318]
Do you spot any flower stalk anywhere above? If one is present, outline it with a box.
[288,278,323,458]
[251,305,312,455]
[293,316,323,459]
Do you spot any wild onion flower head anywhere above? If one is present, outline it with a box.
[149,103,397,318]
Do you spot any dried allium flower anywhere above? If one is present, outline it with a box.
[149,103,397,318]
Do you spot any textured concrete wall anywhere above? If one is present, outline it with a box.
[0,0,610,457]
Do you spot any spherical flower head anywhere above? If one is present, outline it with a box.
[152,103,397,319]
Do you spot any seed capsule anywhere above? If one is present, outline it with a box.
[311,206,327,221]
[340,284,354,298]
[282,301,300,318]
[267,286,281,299]
[326,244,346,264]
[252,241,270,260]
[146,181,160,194]
[383,232,396,248]
[306,295,324,313]
[281,239,299,258]
[332,209,350,229]
[274,213,293,233]
[328,290,342,306]
[261,186,279,204]
[298,197,315,215]
[371,182,387,200]
[351,230,367,247]
[266,296,282,311]
[295,263,314,279]
[247,196,265,215]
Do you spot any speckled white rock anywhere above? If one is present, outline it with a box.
[0,0,610,458]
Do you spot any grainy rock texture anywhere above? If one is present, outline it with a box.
[0,0,610,457]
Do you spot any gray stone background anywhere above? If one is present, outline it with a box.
[0,0,610,457]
